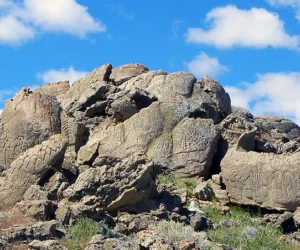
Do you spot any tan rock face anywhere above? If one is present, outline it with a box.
[0,134,68,207]
[35,81,70,97]
[64,155,158,211]
[0,88,61,167]
[221,149,300,211]
[110,63,149,86]
[80,102,220,177]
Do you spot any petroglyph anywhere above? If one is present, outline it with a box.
[221,149,300,211]
[0,134,68,207]
[0,88,61,167]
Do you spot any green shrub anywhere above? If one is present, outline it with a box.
[204,205,295,250]
[158,174,198,197]
[150,220,198,244]
[61,216,102,250]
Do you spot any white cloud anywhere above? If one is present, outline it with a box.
[37,66,88,85]
[185,52,228,78]
[186,5,299,49]
[224,72,300,124]
[0,16,34,44]
[0,0,106,45]
[22,0,105,37]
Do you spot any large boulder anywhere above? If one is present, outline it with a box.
[221,148,300,211]
[0,88,61,167]
[59,64,112,114]
[64,155,159,211]
[120,72,231,124]
[0,134,68,207]
[79,102,220,177]
[255,115,300,153]
[110,63,149,86]
[58,64,230,176]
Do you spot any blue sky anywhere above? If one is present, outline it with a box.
[1,0,300,123]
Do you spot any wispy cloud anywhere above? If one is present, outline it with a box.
[267,0,300,22]
[186,5,299,50]
[185,52,228,79]
[172,20,184,39]
[0,0,106,45]
[104,4,134,20]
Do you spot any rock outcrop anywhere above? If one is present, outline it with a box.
[1,62,300,248]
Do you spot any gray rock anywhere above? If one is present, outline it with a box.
[190,213,212,231]
[64,155,159,211]
[0,134,68,207]
[82,103,220,177]
[35,81,70,97]
[12,200,57,221]
[193,181,215,201]
[59,64,112,113]
[231,106,253,118]
[24,185,49,201]
[221,149,300,211]
[55,205,72,226]
[85,234,139,250]
[256,212,296,232]
[255,115,300,154]
[200,76,231,119]
[44,172,68,200]
[28,239,67,250]
[0,88,61,167]
[0,220,57,243]
[110,63,149,86]
[293,207,300,229]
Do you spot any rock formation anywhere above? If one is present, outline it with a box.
[0,62,300,248]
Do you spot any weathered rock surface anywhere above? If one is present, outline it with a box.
[0,220,57,243]
[85,234,139,250]
[28,239,67,250]
[59,64,112,113]
[255,212,296,232]
[221,149,300,211]
[3,62,300,248]
[64,155,159,211]
[110,63,149,86]
[0,134,68,207]
[35,81,70,97]
[12,200,57,221]
[81,106,220,177]
[0,88,61,167]
[255,115,300,153]
[24,185,50,201]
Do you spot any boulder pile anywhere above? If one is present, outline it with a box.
[0,63,300,249]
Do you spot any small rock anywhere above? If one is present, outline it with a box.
[257,212,296,233]
[193,181,215,201]
[190,213,212,231]
[293,207,300,229]
[188,199,203,213]
[28,239,67,250]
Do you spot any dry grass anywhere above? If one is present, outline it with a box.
[0,211,35,230]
